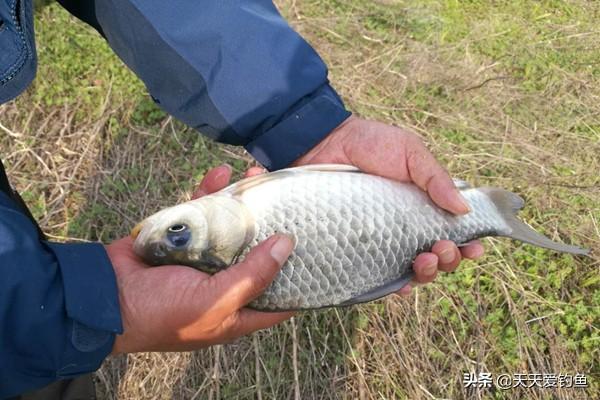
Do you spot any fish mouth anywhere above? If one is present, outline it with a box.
[148,242,168,260]
[130,222,143,239]
[136,241,170,266]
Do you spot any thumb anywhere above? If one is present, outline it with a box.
[208,234,294,314]
[404,136,471,215]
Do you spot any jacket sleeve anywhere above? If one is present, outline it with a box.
[90,0,351,170]
[0,192,122,398]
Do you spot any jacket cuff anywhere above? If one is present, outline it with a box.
[244,84,352,170]
[46,242,123,376]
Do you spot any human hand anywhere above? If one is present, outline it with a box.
[109,166,294,354]
[294,116,485,295]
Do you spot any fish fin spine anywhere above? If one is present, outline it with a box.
[452,179,472,190]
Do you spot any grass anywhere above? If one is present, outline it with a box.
[1,1,598,399]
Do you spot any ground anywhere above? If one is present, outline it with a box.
[1,1,598,399]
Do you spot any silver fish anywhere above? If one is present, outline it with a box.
[131,165,588,311]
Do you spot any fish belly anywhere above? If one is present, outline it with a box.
[237,171,507,311]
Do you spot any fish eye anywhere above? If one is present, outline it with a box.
[166,225,191,248]
[168,224,187,233]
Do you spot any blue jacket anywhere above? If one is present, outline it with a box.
[0,0,350,397]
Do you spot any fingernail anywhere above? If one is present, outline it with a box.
[473,246,485,258]
[423,262,437,276]
[270,235,294,265]
[399,284,412,297]
[468,245,484,259]
[215,164,231,176]
[439,248,455,264]
[455,190,471,214]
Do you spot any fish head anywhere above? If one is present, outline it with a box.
[131,203,211,268]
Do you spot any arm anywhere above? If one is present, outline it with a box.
[86,0,351,170]
[0,192,122,398]
[0,167,294,397]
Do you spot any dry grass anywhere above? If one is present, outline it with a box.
[1,1,598,399]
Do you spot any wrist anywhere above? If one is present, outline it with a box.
[245,84,352,170]
[104,240,136,355]
[292,114,359,166]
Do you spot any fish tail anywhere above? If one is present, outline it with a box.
[482,188,590,256]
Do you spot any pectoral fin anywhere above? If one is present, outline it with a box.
[187,250,231,273]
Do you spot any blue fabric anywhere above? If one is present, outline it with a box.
[0,0,37,104]
[93,0,351,169]
[0,0,351,169]
[0,192,123,399]
[0,0,351,396]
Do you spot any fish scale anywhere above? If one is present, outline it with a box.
[132,165,589,311]
[237,170,507,310]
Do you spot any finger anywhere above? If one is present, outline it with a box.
[405,137,470,215]
[220,309,295,340]
[192,164,232,199]
[459,240,485,259]
[208,235,294,315]
[412,252,439,283]
[431,240,461,272]
[395,283,412,297]
[245,167,266,178]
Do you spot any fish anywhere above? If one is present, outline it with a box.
[130,164,589,311]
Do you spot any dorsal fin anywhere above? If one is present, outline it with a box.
[220,164,362,197]
[285,164,361,173]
